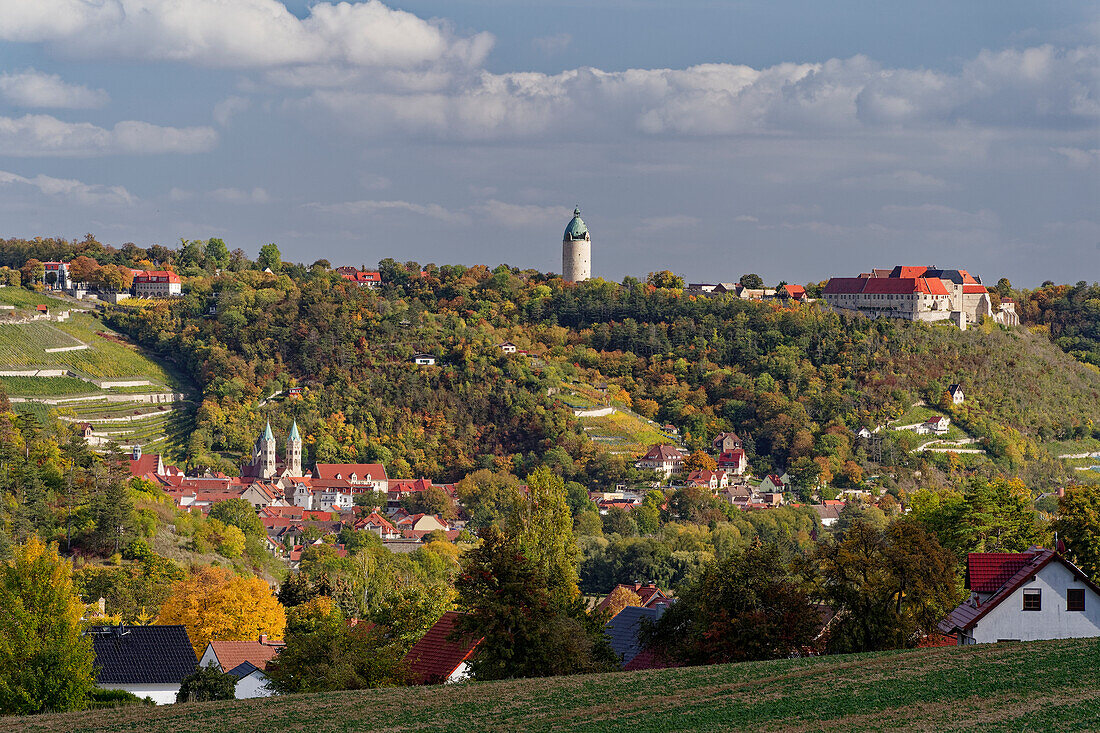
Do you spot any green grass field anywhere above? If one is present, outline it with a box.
[8,638,1100,732]
[0,375,92,395]
[580,409,669,455]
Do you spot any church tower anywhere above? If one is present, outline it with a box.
[286,420,302,477]
[562,206,591,282]
[252,421,277,479]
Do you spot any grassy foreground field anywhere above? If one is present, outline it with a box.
[9,638,1100,732]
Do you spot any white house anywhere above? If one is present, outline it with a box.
[635,444,686,480]
[411,353,436,365]
[939,549,1100,645]
[198,637,283,699]
[498,341,518,354]
[717,449,748,475]
[88,624,197,705]
[948,384,965,405]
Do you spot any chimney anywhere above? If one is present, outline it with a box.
[654,600,671,620]
[259,634,269,644]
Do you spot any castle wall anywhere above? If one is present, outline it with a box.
[563,238,591,282]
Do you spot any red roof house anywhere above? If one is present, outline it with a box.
[403,611,480,684]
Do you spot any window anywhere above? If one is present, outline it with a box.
[1023,588,1041,611]
[1068,588,1086,612]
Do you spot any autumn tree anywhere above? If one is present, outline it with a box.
[455,469,523,529]
[157,566,286,655]
[601,585,642,619]
[816,517,960,653]
[257,243,282,272]
[507,466,579,601]
[683,451,718,473]
[0,538,96,714]
[646,543,819,664]
[208,498,265,537]
[1055,485,1100,581]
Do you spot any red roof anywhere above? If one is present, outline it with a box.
[824,276,950,296]
[596,583,670,613]
[206,639,284,673]
[962,284,988,294]
[339,270,381,284]
[314,463,388,481]
[782,284,806,299]
[641,444,684,460]
[965,553,1035,593]
[403,611,480,684]
[890,265,930,279]
[717,449,745,465]
[128,453,161,477]
[134,270,181,284]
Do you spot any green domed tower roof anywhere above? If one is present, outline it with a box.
[564,206,588,241]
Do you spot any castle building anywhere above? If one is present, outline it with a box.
[562,207,591,282]
[822,265,992,329]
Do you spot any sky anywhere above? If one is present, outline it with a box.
[0,1,1096,286]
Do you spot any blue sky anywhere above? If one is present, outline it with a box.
[0,1,1096,286]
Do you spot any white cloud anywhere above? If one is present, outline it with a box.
[307,198,470,225]
[0,169,135,205]
[0,69,109,109]
[0,114,217,156]
[473,200,562,228]
[0,0,493,72]
[213,96,250,126]
[1052,146,1100,168]
[211,187,270,204]
[304,44,1098,141]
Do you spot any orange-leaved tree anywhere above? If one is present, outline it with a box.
[157,566,286,655]
[602,585,643,619]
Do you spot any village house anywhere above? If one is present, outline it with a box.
[411,353,436,365]
[498,341,518,354]
[685,469,729,491]
[198,636,284,699]
[636,444,687,480]
[86,624,197,705]
[939,549,1100,645]
[712,431,743,453]
[132,270,182,298]
[596,582,671,616]
[604,600,677,670]
[777,284,809,302]
[404,611,480,684]
[314,462,389,492]
[812,501,845,527]
[717,448,748,475]
[916,415,951,436]
[335,267,382,288]
[948,384,965,405]
[758,473,790,495]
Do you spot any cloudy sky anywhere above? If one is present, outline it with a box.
[0,0,1096,286]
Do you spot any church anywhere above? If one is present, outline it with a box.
[241,420,305,479]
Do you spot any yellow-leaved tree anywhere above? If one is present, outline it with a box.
[157,566,286,655]
[601,585,643,619]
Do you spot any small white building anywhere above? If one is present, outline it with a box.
[939,549,1100,645]
[411,353,436,365]
[198,637,283,699]
[498,341,518,354]
[948,384,965,405]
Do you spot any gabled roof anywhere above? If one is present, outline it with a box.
[889,265,931,279]
[940,550,1100,634]
[604,606,658,667]
[596,583,670,614]
[404,611,480,684]
[641,444,684,460]
[88,625,197,684]
[206,639,284,674]
[713,431,741,444]
[226,661,263,680]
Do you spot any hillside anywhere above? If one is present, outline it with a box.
[9,638,1100,732]
[0,288,193,460]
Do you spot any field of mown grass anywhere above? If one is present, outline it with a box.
[0,375,93,395]
[15,636,1100,732]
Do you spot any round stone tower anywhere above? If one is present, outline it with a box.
[562,206,591,282]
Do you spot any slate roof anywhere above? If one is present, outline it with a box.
[226,661,263,680]
[604,604,673,668]
[404,611,480,685]
[641,444,684,460]
[88,624,197,684]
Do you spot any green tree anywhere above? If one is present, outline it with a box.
[646,543,819,664]
[455,526,615,681]
[647,270,685,290]
[739,273,764,289]
[257,243,282,272]
[508,466,579,600]
[1055,485,1100,581]
[455,469,523,529]
[89,480,135,555]
[208,498,264,537]
[203,238,231,271]
[176,662,236,703]
[0,538,96,714]
[265,598,405,693]
[816,518,960,653]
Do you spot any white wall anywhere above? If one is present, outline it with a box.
[970,561,1100,644]
[99,683,180,705]
[235,671,274,699]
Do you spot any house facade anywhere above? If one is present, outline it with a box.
[88,624,197,705]
[939,549,1100,645]
[133,270,182,298]
[822,266,991,328]
[198,637,283,699]
[636,444,686,479]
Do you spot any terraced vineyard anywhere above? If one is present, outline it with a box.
[9,638,1100,732]
[0,289,192,460]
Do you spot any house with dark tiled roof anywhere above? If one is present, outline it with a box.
[938,548,1100,645]
[636,444,686,480]
[198,635,284,699]
[86,624,197,705]
[712,432,742,453]
[947,383,965,405]
[604,601,677,670]
[404,611,480,684]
